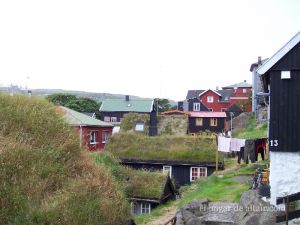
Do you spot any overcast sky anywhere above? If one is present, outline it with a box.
[0,0,299,101]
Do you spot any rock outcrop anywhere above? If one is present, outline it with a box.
[176,190,282,225]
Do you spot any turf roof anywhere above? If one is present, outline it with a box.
[106,133,218,162]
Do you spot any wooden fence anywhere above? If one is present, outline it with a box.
[276,191,300,224]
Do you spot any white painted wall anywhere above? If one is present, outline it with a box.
[270,151,300,207]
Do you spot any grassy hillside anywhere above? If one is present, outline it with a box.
[232,115,268,139]
[106,133,218,162]
[0,93,131,225]
[91,152,169,200]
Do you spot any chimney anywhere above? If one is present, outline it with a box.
[216,86,219,90]
[125,95,129,101]
[258,56,262,65]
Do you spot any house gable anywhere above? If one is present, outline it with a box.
[257,31,300,75]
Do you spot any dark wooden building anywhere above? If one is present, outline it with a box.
[121,158,222,188]
[188,112,227,133]
[258,31,300,152]
[99,95,157,136]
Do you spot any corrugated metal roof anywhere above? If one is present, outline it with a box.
[99,98,154,112]
[58,106,113,127]
[189,112,227,118]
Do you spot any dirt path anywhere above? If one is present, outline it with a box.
[145,205,177,225]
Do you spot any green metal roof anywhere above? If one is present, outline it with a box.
[99,98,154,112]
[223,81,252,89]
[59,106,113,127]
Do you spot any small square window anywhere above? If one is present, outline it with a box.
[111,117,117,122]
[163,165,172,177]
[90,131,98,144]
[190,167,207,181]
[135,122,144,131]
[210,118,217,126]
[141,202,151,214]
[243,89,247,93]
[104,116,110,122]
[195,118,203,126]
[102,130,110,143]
[207,96,214,103]
[193,103,200,111]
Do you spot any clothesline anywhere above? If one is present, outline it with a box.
[217,136,268,164]
[217,136,245,153]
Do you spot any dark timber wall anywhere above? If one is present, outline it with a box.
[268,42,300,152]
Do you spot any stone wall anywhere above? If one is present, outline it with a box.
[270,151,300,207]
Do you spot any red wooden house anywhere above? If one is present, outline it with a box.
[57,106,113,151]
[222,80,252,112]
[182,81,252,113]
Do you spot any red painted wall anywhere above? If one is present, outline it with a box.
[228,87,252,112]
[200,90,230,112]
[74,126,113,151]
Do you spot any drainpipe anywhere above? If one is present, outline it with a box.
[79,125,82,148]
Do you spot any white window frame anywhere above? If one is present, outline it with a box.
[90,130,98,144]
[195,118,203,126]
[110,117,117,122]
[193,102,200,111]
[190,167,207,181]
[141,202,151,214]
[207,96,214,103]
[135,122,145,132]
[104,116,110,122]
[243,89,247,93]
[163,165,172,177]
[102,130,109,143]
[210,118,217,126]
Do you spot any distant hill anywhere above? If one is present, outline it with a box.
[0,85,148,102]
[0,85,177,105]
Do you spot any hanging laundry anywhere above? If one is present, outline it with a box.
[230,138,245,152]
[244,139,256,163]
[255,138,267,161]
[237,147,245,164]
[218,136,231,153]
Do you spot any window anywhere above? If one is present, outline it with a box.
[190,167,207,181]
[195,118,203,126]
[210,118,217,126]
[104,116,110,122]
[90,131,98,144]
[163,165,172,177]
[135,122,144,131]
[207,96,214,103]
[243,89,247,93]
[102,130,109,143]
[131,202,138,215]
[193,103,200,111]
[141,202,151,214]
[111,117,117,122]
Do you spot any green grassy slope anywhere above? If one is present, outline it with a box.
[0,94,131,225]
[106,133,218,162]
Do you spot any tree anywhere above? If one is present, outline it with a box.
[46,93,77,106]
[46,93,101,113]
[154,98,172,113]
[65,98,101,113]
